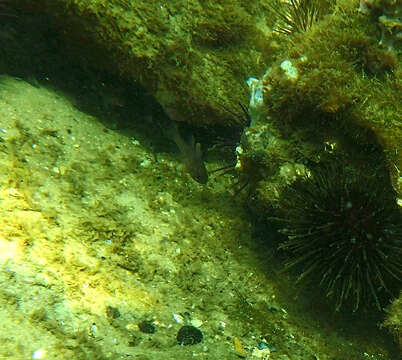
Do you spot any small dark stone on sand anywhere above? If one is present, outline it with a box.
[106,306,120,319]
[138,320,156,334]
[177,325,203,345]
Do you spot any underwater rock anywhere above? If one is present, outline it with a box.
[176,325,203,346]
[10,0,273,128]
[383,292,402,352]
[359,0,402,50]
[138,320,157,334]
[233,0,402,315]
[106,306,121,320]
[233,337,247,358]
[235,0,402,210]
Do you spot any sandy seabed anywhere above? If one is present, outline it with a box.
[0,76,397,360]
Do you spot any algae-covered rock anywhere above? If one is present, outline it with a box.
[12,0,274,127]
[359,0,402,50]
[236,0,402,207]
[2,74,397,359]
[9,0,401,192]
[384,292,402,351]
[0,1,400,358]
[232,0,402,315]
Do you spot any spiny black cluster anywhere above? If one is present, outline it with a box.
[268,0,322,35]
[277,162,402,311]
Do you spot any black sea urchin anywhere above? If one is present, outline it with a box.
[269,0,322,35]
[276,162,402,311]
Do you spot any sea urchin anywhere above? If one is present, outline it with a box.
[276,162,402,311]
[269,0,322,35]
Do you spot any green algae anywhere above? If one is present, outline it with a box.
[236,0,401,207]
[12,0,269,128]
[0,0,400,358]
[384,293,402,352]
[0,70,396,360]
[232,0,402,350]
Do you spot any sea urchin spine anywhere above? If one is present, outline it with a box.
[276,162,402,311]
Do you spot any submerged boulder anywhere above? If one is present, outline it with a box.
[12,0,273,127]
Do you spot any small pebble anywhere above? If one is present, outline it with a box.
[106,306,120,319]
[258,341,275,350]
[233,337,247,358]
[32,349,46,359]
[252,347,271,359]
[138,320,156,334]
[190,319,203,328]
[177,325,203,345]
[172,313,184,323]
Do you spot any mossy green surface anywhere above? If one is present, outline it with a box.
[0,0,400,358]
[9,0,401,185]
[236,0,401,203]
[232,0,402,349]
[12,0,275,128]
[384,292,402,352]
[0,74,399,359]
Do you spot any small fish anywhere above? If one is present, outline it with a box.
[166,121,208,184]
